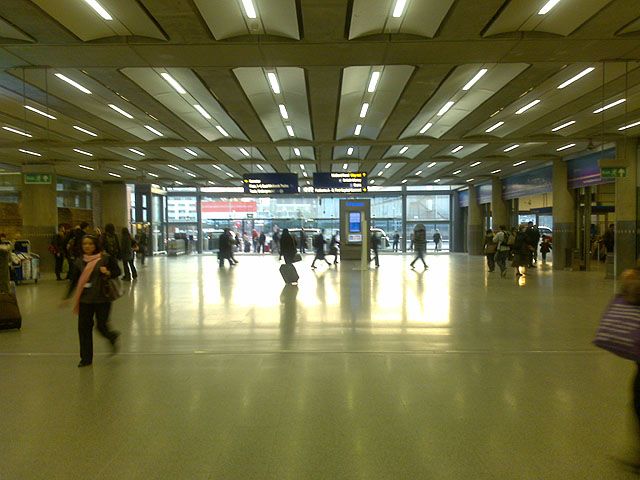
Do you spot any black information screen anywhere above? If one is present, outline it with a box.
[243,173,299,194]
[313,172,368,193]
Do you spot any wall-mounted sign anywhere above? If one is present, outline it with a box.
[313,172,367,193]
[601,167,627,178]
[242,173,298,194]
[23,173,52,184]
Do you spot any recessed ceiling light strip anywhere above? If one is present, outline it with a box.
[73,148,93,157]
[2,126,31,137]
[462,68,488,91]
[368,71,381,93]
[83,0,113,20]
[54,73,92,94]
[24,105,56,120]
[241,0,257,19]
[392,0,407,18]
[557,67,595,89]
[538,0,562,15]
[108,104,133,119]
[485,121,504,133]
[594,99,626,114]
[556,143,576,151]
[144,125,163,137]
[193,104,212,120]
[437,101,455,116]
[73,125,97,137]
[129,148,145,156]
[551,120,576,132]
[504,144,520,152]
[515,100,540,115]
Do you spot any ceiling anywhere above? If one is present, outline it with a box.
[0,0,639,188]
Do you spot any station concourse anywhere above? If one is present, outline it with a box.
[1,1,640,478]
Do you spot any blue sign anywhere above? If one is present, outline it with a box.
[243,173,298,194]
[477,184,492,204]
[458,189,469,207]
[503,166,552,200]
[314,172,368,193]
[567,148,615,189]
[346,201,365,207]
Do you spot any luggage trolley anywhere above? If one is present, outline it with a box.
[11,240,40,285]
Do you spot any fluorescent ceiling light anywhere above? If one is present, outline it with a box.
[257,164,264,171]
[225,172,233,177]
[463,68,488,91]
[427,162,437,168]
[239,148,250,157]
[419,122,433,134]
[73,125,97,137]
[186,172,197,178]
[193,104,211,120]
[466,178,474,183]
[215,125,229,137]
[108,104,133,119]
[385,163,392,169]
[175,181,183,185]
[370,179,375,184]
[515,100,541,115]
[144,125,163,137]
[451,145,464,154]
[286,125,295,137]
[354,124,362,136]
[437,101,455,116]
[303,171,308,177]
[2,126,31,137]
[78,164,94,171]
[300,164,305,170]
[539,0,562,15]
[491,169,502,174]
[343,163,348,170]
[213,164,222,170]
[558,67,595,89]
[267,72,281,94]
[148,172,159,178]
[392,0,407,18]
[594,99,626,114]
[513,161,527,166]
[108,172,121,178]
[551,120,576,132]
[377,171,383,176]
[434,179,441,183]
[279,104,289,120]
[452,169,461,175]
[19,149,41,157]
[54,73,92,94]
[184,148,198,157]
[470,161,481,167]
[619,120,640,131]
[129,148,144,156]
[399,146,409,155]
[347,147,354,156]
[167,164,180,171]
[24,105,56,120]
[368,71,381,93]
[122,164,136,171]
[241,0,257,19]
[73,148,93,157]
[415,170,423,176]
[556,143,576,151]
[504,144,520,152]
[83,0,112,20]
[401,179,408,184]
[294,148,301,157]
[160,72,186,94]
[207,180,215,185]
[485,121,504,133]
[360,103,369,118]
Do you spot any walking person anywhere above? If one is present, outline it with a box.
[392,231,400,252]
[540,235,552,264]
[258,231,266,254]
[513,225,529,277]
[484,229,497,272]
[218,229,236,267]
[280,229,298,264]
[311,229,331,269]
[433,229,442,252]
[299,229,307,254]
[100,224,121,270]
[410,224,428,270]
[328,231,340,265]
[64,234,121,367]
[120,228,138,281]
[135,228,148,266]
[50,224,67,281]
[369,231,380,268]
[493,225,511,278]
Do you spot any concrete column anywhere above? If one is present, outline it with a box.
[451,192,464,252]
[467,186,483,255]
[552,159,576,270]
[491,177,509,229]
[21,165,58,272]
[100,182,129,232]
[614,139,638,274]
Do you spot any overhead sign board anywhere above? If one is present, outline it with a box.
[242,173,298,194]
[601,167,627,178]
[313,172,368,193]
[23,173,52,184]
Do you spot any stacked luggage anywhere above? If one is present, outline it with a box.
[11,240,40,284]
[0,248,21,330]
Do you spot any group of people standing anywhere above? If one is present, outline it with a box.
[483,222,546,278]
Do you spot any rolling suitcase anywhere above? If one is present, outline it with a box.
[279,264,299,284]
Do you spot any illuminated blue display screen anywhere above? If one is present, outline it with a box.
[349,211,362,233]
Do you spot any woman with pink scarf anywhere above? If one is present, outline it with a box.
[65,234,121,367]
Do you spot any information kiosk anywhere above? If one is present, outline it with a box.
[339,199,371,261]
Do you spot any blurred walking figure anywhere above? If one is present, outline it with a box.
[311,229,331,269]
[484,229,497,272]
[100,224,121,266]
[50,224,67,281]
[433,229,442,252]
[218,229,236,267]
[328,231,340,265]
[279,229,298,264]
[392,231,400,252]
[299,229,307,254]
[120,228,138,281]
[369,231,380,268]
[135,228,148,266]
[493,225,511,278]
[410,224,428,270]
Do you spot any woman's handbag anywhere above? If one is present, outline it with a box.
[102,277,123,302]
[594,295,640,361]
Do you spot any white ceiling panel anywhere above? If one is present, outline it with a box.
[349,0,455,39]
[484,0,614,37]
[161,147,211,160]
[619,18,640,36]
[234,67,312,142]
[333,146,371,160]
[383,144,429,159]
[31,0,166,41]
[219,146,265,161]
[0,18,33,42]
[330,162,361,173]
[337,65,414,140]
[242,163,276,174]
[435,143,489,159]
[276,146,315,161]
[194,0,299,40]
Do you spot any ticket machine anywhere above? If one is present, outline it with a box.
[339,199,371,260]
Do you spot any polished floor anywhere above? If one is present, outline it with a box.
[1,253,638,479]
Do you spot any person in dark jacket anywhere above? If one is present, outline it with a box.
[513,225,530,277]
[369,231,380,268]
[135,228,148,266]
[329,231,340,265]
[65,235,121,367]
[258,232,266,254]
[120,228,137,281]
[410,224,428,269]
[101,224,121,261]
[299,229,307,254]
[603,223,615,254]
[218,229,236,267]
[50,224,67,280]
[392,231,400,252]
[311,230,331,269]
[484,229,497,272]
[280,229,298,264]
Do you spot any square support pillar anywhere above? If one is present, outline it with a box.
[467,186,484,255]
[613,139,639,275]
[552,159,576,270]
[491,177,509,229]
[101,182,130,233]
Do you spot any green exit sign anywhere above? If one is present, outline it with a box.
[23,173,52,184]
[601,167,627,178]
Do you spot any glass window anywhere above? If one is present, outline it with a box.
[406,195,450,221]
[167,196,197,222]
[56,177,92,209]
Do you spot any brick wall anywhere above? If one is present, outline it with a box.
[57,207,93,228]
[0,202,22,239]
